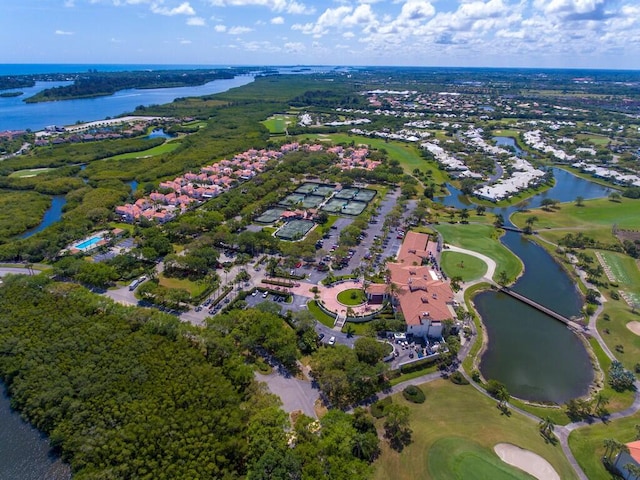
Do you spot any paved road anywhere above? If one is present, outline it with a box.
[0,267,36,277]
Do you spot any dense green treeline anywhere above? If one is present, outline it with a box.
[0,137,165,173]
[0,190,51,240]
[0,275,379,479]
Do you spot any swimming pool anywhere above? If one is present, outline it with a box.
[75,235,103,250]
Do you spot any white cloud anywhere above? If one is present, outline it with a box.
[214,24,227,32]
[343,31,355,38]
[179,39,192,44]
[284,41,305,52]
[208,0,314,14]
[271,16,285,24]
[292,4,377,37]
[151,2,195,16]
[187,16,206,26]
[228,26,254,34]
[55,29,74,35]
[64,0,75,7]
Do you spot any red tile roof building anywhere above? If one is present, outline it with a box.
[386,231,456,338]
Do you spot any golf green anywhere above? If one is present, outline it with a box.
[428,437,535,480]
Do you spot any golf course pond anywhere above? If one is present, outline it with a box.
[436,168,612,404]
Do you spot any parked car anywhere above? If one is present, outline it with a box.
[262,291,269,298]
[328,336,336,346]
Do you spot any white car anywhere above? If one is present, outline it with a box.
[328,336,336,346]
[251,290,258,297]
[262,291,269,298]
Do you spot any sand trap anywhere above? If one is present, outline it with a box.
[626,321,640,336]
[494,443,560,480]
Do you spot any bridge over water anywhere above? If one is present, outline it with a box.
[498,286,584,331]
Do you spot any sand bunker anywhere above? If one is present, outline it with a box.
[494,443,560,480]
[626,321,640,336]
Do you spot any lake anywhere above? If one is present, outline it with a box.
[0,75,254,132]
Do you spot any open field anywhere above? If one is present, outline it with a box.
[301,133,450,185]
[107,141,180,160]
[158,275,209,299]
[511,197,640,245]
[262,114,296,134]
[440,251,487,281]
[434,223,522,282]
[373,380,578,480]
[568,413,640,480]
[8,168,54,178]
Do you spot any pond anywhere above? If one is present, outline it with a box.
[435,168,612,403]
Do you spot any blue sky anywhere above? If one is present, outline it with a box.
[2,0,638,69]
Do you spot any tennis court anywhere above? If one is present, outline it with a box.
[341,200,368,215]
[322,198,349,213]
[279,193,307,207]
[275,219,315,241]
[302,195,325,209]
[354,188,377,202]
[334,187,359,200]
[255,207,285,224]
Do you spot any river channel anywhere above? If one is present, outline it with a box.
[436,166,612,403]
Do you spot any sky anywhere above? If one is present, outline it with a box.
[1,0,639,69]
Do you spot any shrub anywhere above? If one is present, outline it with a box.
[609,361,636,392]
[402,385,426,404]
[371,397,393,418]
[610,291,620,301]
[471,369,481,382]
[450,371,469,385]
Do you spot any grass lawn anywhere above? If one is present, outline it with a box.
[373,380,578,480]
[158,275,209,299]
[427,437,536,480]
[300,133,449,185]
[511,197,640,245]
[568,414,640,480]
[307,300,336,328]
[262,114,296,134]
[388,363,439,386]
[597,294,640,374]
[441,251,488,281]
[337,288,366,305]
[599,251,640,289]
[434,223,523,282]
[107,141,180,160]
[575,133,610,146]
[9,168,54,178]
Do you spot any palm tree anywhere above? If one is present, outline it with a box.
[498,270,509,286]
[575,195,585,207]
[603,438,617,461]
[593,392,610,417]
[538,416,555,440]
[459,208,470,223]
[493,213,504,228]
[524,215,538,234]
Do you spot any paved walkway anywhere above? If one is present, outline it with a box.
[445,244,497,283]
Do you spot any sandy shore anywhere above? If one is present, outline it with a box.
[626,321,640,336]
[494,443,560,480]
